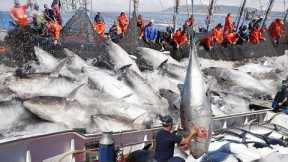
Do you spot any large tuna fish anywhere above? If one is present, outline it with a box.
[135,47,186,80]
[118,65,169,114]
[23,93,152,130]
[8,75,83,99]
[102,40,141,74]
[180,46,212,158]
[33,47,60,73]
[203,67,274,99]
[84,66,143,105]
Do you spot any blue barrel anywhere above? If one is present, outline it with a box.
[99,132,116,162]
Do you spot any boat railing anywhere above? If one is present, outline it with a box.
[0,102,280,162]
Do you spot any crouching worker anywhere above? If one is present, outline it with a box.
[154,115,201,162]
[10,0,31,28]
[272,79,288,113]
[47,20,62,45]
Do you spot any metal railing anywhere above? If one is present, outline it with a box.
[0,108,276,162]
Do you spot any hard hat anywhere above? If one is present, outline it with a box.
[149,19,154,23]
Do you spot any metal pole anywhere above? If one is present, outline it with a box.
[284,9,288,22]
[129,0,132,20]
[191,0,194,16]
[207,0,215,31]
[186,0,190,17]
[261,0,275,28]
[236,0,247,31]
[173,0,180,31]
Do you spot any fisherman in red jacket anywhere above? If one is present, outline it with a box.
[249,24,265,44]
[269,18,284,45]
[224,13,234,35]
[137,15,145,38]
[212,24,223,45]
[118,12,129,34]
[10,0,31,28]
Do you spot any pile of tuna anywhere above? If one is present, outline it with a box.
[0,39,287,138]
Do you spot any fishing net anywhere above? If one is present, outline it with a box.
[62,9,97,44]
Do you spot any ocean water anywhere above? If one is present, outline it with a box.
[0,11,282,32]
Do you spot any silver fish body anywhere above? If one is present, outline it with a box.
[180,46,212,158]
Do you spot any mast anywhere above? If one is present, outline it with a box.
[236,0,247,31]
[284,9,288,22]
[173,0,180,31]
[261,0,275,28]
[206,0,216,31]
[191,0,194,16]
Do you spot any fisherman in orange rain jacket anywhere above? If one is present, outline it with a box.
[48,20,62,45]
[212,24,223,45]
[249,24,265,44]
[269,18,284,44]
[172,29,188,48]
[224,13,234,35]
[94,19,106,39]
[10,0,30,28]
[137,15,145,38]
[224,32,239,45]
[200,36,213,51]
[118,12,129,34]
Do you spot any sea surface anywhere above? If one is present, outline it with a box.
[0,11,282,32]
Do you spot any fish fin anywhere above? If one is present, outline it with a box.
[66,84,86,101]
[158,59,168,70]
[263,131,273,138]
[50,58,68,77]
[120,94,133,100]
[63,48,75,57]
[118,64,133,73]
[129,55,137,61]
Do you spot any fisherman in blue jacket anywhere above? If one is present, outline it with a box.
[143,19,158,43]
[272,79,288,113]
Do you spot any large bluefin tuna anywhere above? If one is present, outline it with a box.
[33,47,60,73]
[180,45,212,158]
[103,40,141,74]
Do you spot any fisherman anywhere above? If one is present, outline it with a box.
[184,15,194,28]
[237,25,249,44]
[51,0,62,25]
[272,79,288,113]
[212,23,223,45]
[31,4,45,34]
[47,20,62,45]
[44,4,55,22]
[200,36,213,51]
[143,20,158,44]
[109,21,122,43]
[10,0,31,28]
[184,15,195,41]
[172,29,188,49]
[94,16,106,39]
[249,24,265,44]
[224,32,239,45]
[137,15,145,38]
[200,24,222,51]
[94,12,104,23]
[154,115,201,162]
[223,13,234,35]
[118,12,129,34]
[269,18,284,45]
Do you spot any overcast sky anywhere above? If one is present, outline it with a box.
[0,0,287,12]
